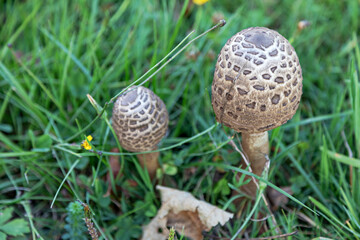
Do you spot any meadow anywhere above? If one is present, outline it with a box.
[0,0,359,239]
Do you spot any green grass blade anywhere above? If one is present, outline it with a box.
[0,3,41,60]
[352,35,360,157]
[309,196,360,237]
[40,28,92,82]
[283,111,352,129]
[50,159,80,208]
[321,147,360,168]
[0,152,38,158]
[100,123,218,156]
[0,88,12,122]
[231,191,263,240]
[0,62,47,125]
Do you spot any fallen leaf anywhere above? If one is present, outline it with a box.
[267,186,293,211]
[104,148,121,197]
[183,166,197,181]
[141,185,233,240]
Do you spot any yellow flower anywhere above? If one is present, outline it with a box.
[193,0,209,5]
[81,135,93,150]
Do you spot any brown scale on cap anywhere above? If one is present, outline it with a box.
[212,27,303,133]
[112,86,169,152]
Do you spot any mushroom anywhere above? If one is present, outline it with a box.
[112,86,169,179]
[211,27,303,197]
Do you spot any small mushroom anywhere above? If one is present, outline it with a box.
[211,27,303,197]
[112,86,169,179]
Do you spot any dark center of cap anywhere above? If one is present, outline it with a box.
[121,88,138,106]
[244,30,274,50]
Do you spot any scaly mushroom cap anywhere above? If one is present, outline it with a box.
[112,86,169,152]
[212,27,302,133]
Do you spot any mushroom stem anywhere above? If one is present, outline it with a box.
[239,132,269,197]
[136,147,160,180]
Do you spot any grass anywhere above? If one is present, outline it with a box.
[0,0,360,239]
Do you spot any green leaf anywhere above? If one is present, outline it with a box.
[163,164,178,176]
[0,124,12,133]
[98,196,111,208]
[0,207,13,225]
[144,204,157,217]
[0,231,7,240]
[115,217,141,240]
[214,178,230,195]
[0,219,30,236]
[34,134,53,149]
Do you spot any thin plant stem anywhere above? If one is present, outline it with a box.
[341,130,353,188]
[231,189,263,240]
[226,133,280,234]
[109,31,195,103]
[109,20,226,103]
[66,20,226,143]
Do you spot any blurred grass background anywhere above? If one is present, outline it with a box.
[0,0,359,239]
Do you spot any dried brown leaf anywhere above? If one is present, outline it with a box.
[268,186,293,211]
[142,185,233,240]
[104,148,121,197]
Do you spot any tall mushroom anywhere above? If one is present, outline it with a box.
[112,86,169,179]
[211,27,303,197]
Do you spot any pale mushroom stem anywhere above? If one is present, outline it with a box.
[239,132,269,197]
[136,147,160,180]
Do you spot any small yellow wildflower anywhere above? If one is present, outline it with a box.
[81,135,93,150]
[193,0,209,5]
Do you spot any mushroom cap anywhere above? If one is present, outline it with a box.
[112,86,169,152]
[211,27,303,133]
